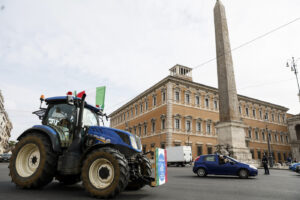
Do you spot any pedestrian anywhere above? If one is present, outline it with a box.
[262,153,270,175]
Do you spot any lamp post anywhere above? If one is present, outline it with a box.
[266,125,273,168]
[286,57,300,102]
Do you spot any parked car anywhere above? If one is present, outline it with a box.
[289,162,300,171]
[0,153,12,162]
[193,154,258,179]
[295,165,300,174]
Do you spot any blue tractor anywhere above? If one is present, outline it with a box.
[9,93,153,198]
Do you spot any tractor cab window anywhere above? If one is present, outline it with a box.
[82,108,98,126]
[45,104,76,130]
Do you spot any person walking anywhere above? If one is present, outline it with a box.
[262,153,270,175]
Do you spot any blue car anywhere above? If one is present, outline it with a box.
[193,154,258,179]
[289,162,300,171]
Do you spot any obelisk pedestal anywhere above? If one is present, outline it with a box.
[214,0,252,162]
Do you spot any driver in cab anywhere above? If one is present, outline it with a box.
[219,155,229,165]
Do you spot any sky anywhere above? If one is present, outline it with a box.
[1,0,300,140]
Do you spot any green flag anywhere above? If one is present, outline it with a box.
[96,86,106,110]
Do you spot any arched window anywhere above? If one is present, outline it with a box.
[295,125,300,140]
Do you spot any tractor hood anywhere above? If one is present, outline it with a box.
[87,126,142,153]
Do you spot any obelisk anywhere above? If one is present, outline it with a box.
[214,0,252,161]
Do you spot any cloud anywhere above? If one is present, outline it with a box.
[1,0,300,140]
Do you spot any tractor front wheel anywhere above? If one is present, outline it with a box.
[9,133,57,188]
[81,147,129,198]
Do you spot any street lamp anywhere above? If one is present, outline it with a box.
[286,57,300,102]
[266,125,274,168]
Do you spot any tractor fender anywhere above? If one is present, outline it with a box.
[80,143,138,164]
[17,125,62,152]
[80,143,115,164]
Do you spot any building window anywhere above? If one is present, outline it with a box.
[135,105,138,115]
[214,100,218,110]
[272,113,274,122]
[152,121,156,133]
[278,152,282,162]
[186,120,191,132]
[162,91,166,102]
[127,111,129,118]
[206,123,211,134]
[280,135,284,143]
[131,109,133,117]
[248,129,252,138]
[278,114,280,123]
[145,101,148,111]
[259,110,262,119]
[138,126,142,136]
[246,107,249,116]
[250,149,254,159]
[255,130,259,140]
[268,133,272,142]
[161,119,165,130]
[205,98,209,108]
[286,135,289,143]
[265,112,269,121]
[257,150,261,159]
[262,132,265,141]
[185,93,190,104]
[207,146,212,154]
[283,152,287,161]
[196,96,200,106]
[239,106,241,114]
[253,109,256,118]
[140,103,143,113]
[175,119,180,129]
[275,134,278,142]
[197,146,203,156]
[134,127,137,135]
[196,122,201,132]
[153,96,157,107]
[175,91,180,102]
[144,125,147,135]
[282,115,285,123]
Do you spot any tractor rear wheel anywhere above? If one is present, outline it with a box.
[81,147,129,198]
[55,174,81,185]
[9,133,57,188]
[126,155,152,190]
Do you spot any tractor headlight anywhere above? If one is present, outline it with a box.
[130,135,138,150]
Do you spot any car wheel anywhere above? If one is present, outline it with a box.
[238,169,249,179]
[197,168,207,177]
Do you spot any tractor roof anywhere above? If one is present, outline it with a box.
[45,96,101,113]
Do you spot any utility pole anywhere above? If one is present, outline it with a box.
[286,57,300,102]
[266,125,273,168]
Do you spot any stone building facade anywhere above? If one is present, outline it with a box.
[287,115,300,161]
[109,65,291,163]
[0,91,13,154]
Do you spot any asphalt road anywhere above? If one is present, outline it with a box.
[0,163,299,200]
